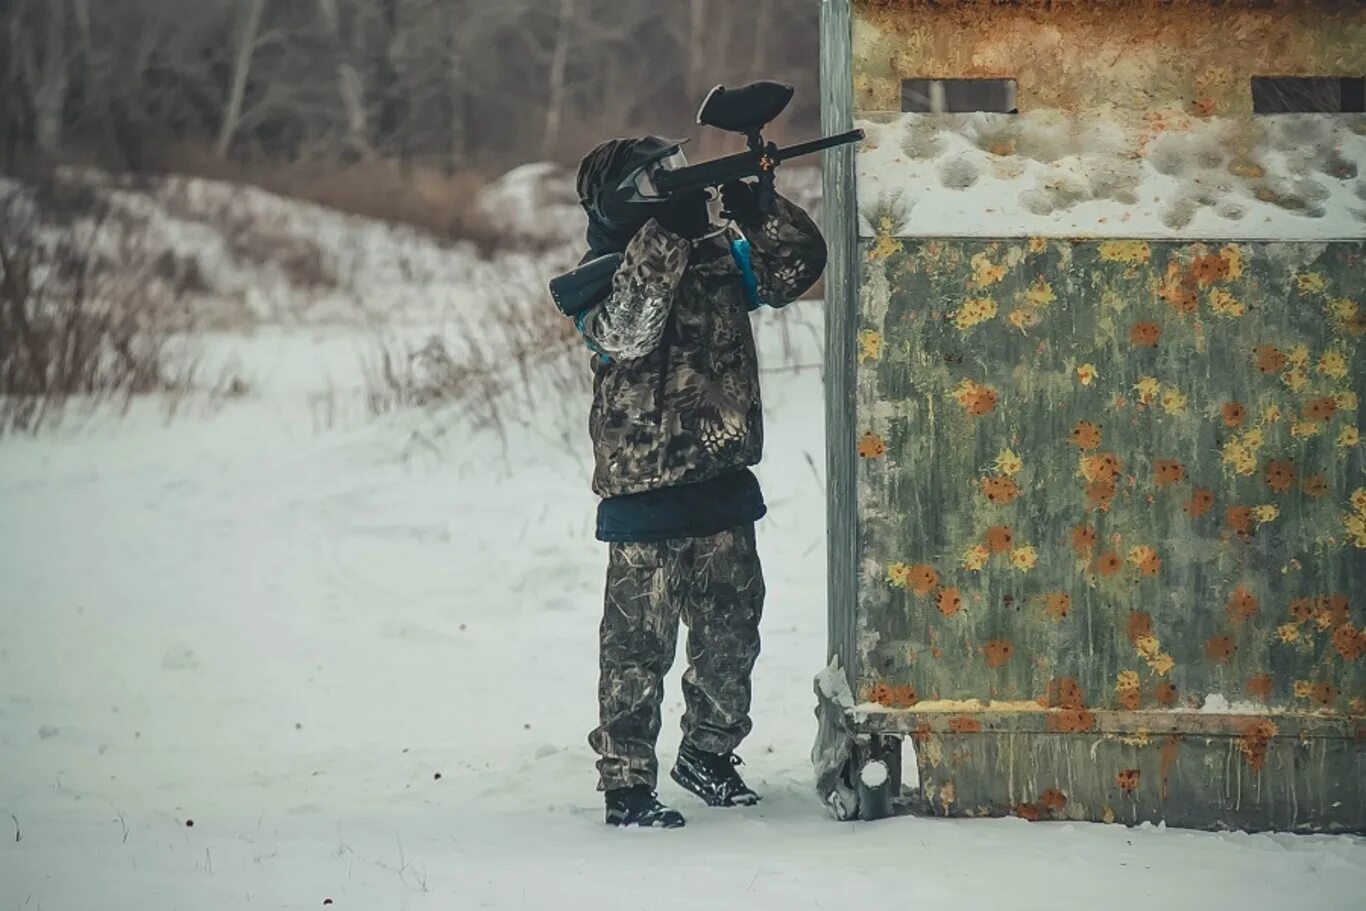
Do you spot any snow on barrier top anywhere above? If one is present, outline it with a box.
[856,111,1366,240]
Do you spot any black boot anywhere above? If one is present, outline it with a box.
[670,742,761,807]
[604,785,686,828]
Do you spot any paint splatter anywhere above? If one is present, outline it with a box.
[857,431,887,459]
[982,639,1014,669]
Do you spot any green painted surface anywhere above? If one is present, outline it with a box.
[854,238,1366,718]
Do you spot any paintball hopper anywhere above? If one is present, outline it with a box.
[697,80,797,142]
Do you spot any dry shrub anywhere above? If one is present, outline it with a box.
[362,265,585,436]
[0,187,195,433]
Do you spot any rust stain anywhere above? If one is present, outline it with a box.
[1127,612,1153,643]
[1185,487,1215,518]
[1129,322,1162,348]
[985,524,1013,553]
[1040,789,1068,813]
[1205,634,1238,664]
[1225,585,1260,623]
[1237,719,1278,774]
[1246,674,1274,700]
[1159,734,1181,800]
[983,639,1015,668]
[1069,420,1104,450]
[1222,402,1246,428]
[948,715,982,733]
[1154,682,1179,706]
[1115,769,1141,795]
[1046,676,1086,709]
[1048,707,1097,733]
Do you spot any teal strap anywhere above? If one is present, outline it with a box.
[729,233,763,311]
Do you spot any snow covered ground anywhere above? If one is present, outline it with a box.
[3,308,1364,910]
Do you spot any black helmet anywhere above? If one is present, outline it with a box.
[577,136,689,253]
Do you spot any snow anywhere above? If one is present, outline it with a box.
[2,175,1364,908]
[857,111,1366,239]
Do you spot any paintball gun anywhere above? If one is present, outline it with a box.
[550,80,863,318]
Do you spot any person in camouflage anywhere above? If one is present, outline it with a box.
[573,136,827,828]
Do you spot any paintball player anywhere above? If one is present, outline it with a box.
[573,136,827,828]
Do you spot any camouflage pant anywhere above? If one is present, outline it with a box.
[589,524,765,791]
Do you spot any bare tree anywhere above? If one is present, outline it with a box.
[217,0,267,158]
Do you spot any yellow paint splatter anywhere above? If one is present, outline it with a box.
[1290,421,1323,440]
[1338,426,1360,449]
[1022,277,1056,309]
[1133,376,1160,404]
[1076,363,1098,386]
[1329,298,1358,322]
[887,563,912,587]
[1276,623,1301,643]
[961,545,990,572]
[1318,351,1348,380]
[1296,272,1327,293]
[1010,546,1038,572]
[1160,388,1188,414]
[1117,671,1140,691]
[1135,635,1161,659]
[994,449,1023,476]
[857,329,883,363]
[1219,245,1243,281]
[1148,653,1175,677]
[1103,806,1116,824]
[1336,392,1358,411]
[1222,441,1257,476]
[969,252,1007,288]
[1351,489,1366,514]
[1098,240,1151,264]
[1262,405,1282,424]
[1286,345,1310,368]
[1209,288,1245,318]
[953,297,998,330]
[1281,368,1310,392]
[1254,505,1280,524]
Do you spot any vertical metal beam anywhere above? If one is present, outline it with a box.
[820,0,858,688]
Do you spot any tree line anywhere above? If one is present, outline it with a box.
[1,0,821,177]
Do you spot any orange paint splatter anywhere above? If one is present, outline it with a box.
[1304,396,1338,423]
[1288,597,1315,623]
[980,475,1021,506]
[1072,523,1097,556]
[936,586,963,618]
[1153,459,1185,487]
[982,639,1014,669]
[1254,346,1286,374]
[1154,683,1178,706]
[1222,401,1246,428]
[907,564,939,596]
[1332,625,1364,661]
[1043,591,1072,621]
[1046,677,1086,710]
[1205,634,1237,664]
[985,525,1013,553]
[1086,478,1117,512]
[1127,612,1153,643]
[1225,505,1254,538]
[1069,420,1104,450]
[1185,488,1215,518]
[1237,719,1278,773]
[1246,674,1274,700]
[857,431,885,459]
[948,715,982,734]
[1130,322,1162,347]
[1302,474,1328,499]
[1225,586,1259,623]
[1264,460,1296,493]
[1095,550,1123,577]
[1047,707,1097,733]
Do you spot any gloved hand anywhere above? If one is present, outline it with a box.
[653,188,712,240]
[721,179,763,226]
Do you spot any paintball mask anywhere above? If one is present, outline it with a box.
[579,136,691,234]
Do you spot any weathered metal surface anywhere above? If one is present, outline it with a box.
[852,237,1365,829]
[822,0,861,690]
[908,729,1366,833]
[821,0,1366,831]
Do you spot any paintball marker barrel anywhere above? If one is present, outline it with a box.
[651,128,864,196]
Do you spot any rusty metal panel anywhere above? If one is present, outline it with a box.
[850,236,1365,829]
[825,0,1366,830]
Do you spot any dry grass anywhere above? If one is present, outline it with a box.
[162,145,537,255]
[0,187,197,434]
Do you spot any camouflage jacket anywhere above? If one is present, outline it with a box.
[578,192,826,497]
